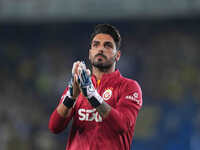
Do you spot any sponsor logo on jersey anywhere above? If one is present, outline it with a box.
[125,92,142,106]
[78,108,102,122]
[102,88,113,101]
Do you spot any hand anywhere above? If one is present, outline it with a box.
[78,65,95,99]
[71,61,81,99]
[77,62,103,108]
[62,61,81,108]
[76,61,93,98]
[65,76,79,99]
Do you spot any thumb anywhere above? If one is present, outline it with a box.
[86,69,91,76]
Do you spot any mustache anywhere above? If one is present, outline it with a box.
[94,53,107,59]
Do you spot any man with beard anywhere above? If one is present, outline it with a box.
[49,24,143,150]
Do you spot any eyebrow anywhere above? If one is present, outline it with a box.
[93,40,113,46]
[93,41,100,45]
[104,41,113,47]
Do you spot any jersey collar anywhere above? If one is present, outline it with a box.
[91,69,120,85]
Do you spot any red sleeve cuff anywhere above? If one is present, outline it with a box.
[48,109,66,134]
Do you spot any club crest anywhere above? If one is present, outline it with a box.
[102,88,113,101]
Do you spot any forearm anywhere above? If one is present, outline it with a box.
[94,96,139,133]
[90,97,136,133]
[49,61,81,134]
[57,103,73,118]
[48,107,72,134]
[49,99,74,134]
[103,106,138,133]
[96,101,111,119]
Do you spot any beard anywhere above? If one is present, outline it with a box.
[89,53,116,72]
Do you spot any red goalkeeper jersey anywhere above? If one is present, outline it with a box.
[49,70,143,150]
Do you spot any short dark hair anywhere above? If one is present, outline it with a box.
[90,24,121,50]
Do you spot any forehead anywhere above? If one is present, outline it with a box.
[92,33,115,44]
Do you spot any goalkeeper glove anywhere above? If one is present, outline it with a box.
[78,62,103,108]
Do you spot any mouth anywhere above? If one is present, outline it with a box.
[95,54,106,60]
[97,55,104,60]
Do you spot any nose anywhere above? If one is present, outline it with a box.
[98,49,104,54]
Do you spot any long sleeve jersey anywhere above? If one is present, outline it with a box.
[49,70,143,150]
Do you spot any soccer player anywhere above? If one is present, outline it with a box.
[48,24,143,150]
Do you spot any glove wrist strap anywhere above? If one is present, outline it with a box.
[63,97,75,108]
[88,93,103,108]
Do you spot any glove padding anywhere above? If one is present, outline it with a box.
[62,76,75,108]
[78,62,103,107]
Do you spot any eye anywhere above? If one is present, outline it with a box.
[104,42,113,49]
[92,41,99,48]
[93,43,98,47]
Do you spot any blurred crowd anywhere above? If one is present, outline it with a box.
[0,20,200,150]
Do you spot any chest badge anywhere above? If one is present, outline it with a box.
[102,88,113,101]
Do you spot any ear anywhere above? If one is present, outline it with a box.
[115,50,121,62]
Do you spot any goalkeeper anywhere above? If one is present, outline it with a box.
[49,24,143,150]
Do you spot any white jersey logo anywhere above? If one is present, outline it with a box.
[125,92,142,106]
[78,108,102,122]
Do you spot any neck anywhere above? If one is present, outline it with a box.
[92,65,115,80]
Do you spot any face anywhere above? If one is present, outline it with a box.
[89,33,120,71]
